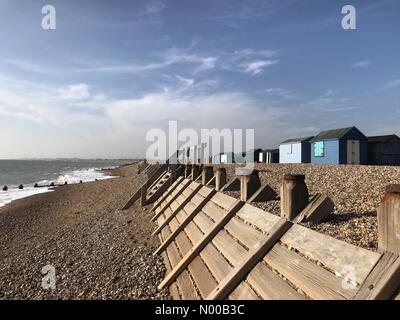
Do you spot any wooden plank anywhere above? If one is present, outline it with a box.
[151,179,191,221]
[247,261,305,300]
[236,203,281,232]
[280,224,382,285]
[147,175,173,204]
[166,238,200,300]
[198,186,211,198]
[153,188,216,255]
[161,251,181,299]
[224,216,264,249]
[228,282,260,300]
[354,252,400,300]
[158,200,245,290]
[190,193,207,207]
[206,220,292,300]
[201,200,226,222]
[247,183,277,203]
[175,230,218,298]
[152,184,203,236]
[206,175,216,186]
[211,192,237,210]
[264,243,357,300]
[212,230,248,266]
[153,176,184,211]
[294,193,334,224]
[193,212,215,234]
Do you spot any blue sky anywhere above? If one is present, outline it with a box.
[0,0,399,158]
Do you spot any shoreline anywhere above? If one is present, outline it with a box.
[0,161,137,211]
[0,163,170,299]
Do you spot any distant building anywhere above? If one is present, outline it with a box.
[279,137,313,164]
[234,149,262,164]
[259,149,279,163]
[214,152,235,164]
[367,135,400,165]
[310,126,367,165]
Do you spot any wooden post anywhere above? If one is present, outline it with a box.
[378,185,400,254]
[215,168,227,191]
[140,184,147,206]
[191,165,200,181]
[236,168,261,202]
[280,174,309,221]
[202,166,214,185]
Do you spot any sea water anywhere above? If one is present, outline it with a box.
[0,159,134,208]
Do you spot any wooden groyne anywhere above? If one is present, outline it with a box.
[125,163,400,300]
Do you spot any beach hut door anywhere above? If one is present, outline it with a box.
[347,140,360,164]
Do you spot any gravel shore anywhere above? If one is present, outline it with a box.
[0,164,170,300]
[221,163,400,251]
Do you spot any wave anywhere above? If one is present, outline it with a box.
[0,168,117,208]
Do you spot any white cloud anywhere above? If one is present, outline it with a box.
[382,78,400,90]
[145,1,166,14]
[0,73,310,158]
[351,60,371,68]
[241,60,279,75]
[302,90,358,113]
[1,58,50,74]
[265,87,297,99]
[58,84,91,100]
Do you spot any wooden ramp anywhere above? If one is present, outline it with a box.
[152,178,400,300]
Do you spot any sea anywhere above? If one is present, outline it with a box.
[0,159,135,208]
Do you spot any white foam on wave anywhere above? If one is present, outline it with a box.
[0,168,116,209]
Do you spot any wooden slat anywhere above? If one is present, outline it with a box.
[354,252,400,300]
[158,200,245,290]
[154,188,216,255]
[264,243,357,300]
[280,224,381,285]
[161,251,180,299]
[212,230,248,266]
[228,282,260,300]
[224,216,264,249]
[153,176,184,211]
[152,179,191,221]
[236,203,281,232]
[152,184,202,236]
[247,261,305,300]
[206,219,292,300]
[211,192,237,210]
[201,200,226,222]
[193,212,215,234]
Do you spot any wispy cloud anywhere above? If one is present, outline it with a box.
[351,60,371,68]
[265,87,297,99]
[145,1,166,15]
[1,58,50,74]
[302,90,358,113]
[57,84,91,100]
[77,48,217,75]
[382,78,400,90]
[241,60,279,75]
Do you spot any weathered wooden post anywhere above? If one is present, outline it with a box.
[280,174,309,221]
[215,168,227,191]
[202,166,214,185]
[378,185,400,254]
[140,184,147,206]
[236,168,261,202]
[191,165,200,181]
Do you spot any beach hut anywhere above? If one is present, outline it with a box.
[367,134,400,165]
[279,137,313,164]
[259,149,279,163]
[310,126,368,165]
[234,149,262,164]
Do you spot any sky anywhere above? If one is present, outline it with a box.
[0,0,399,159]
